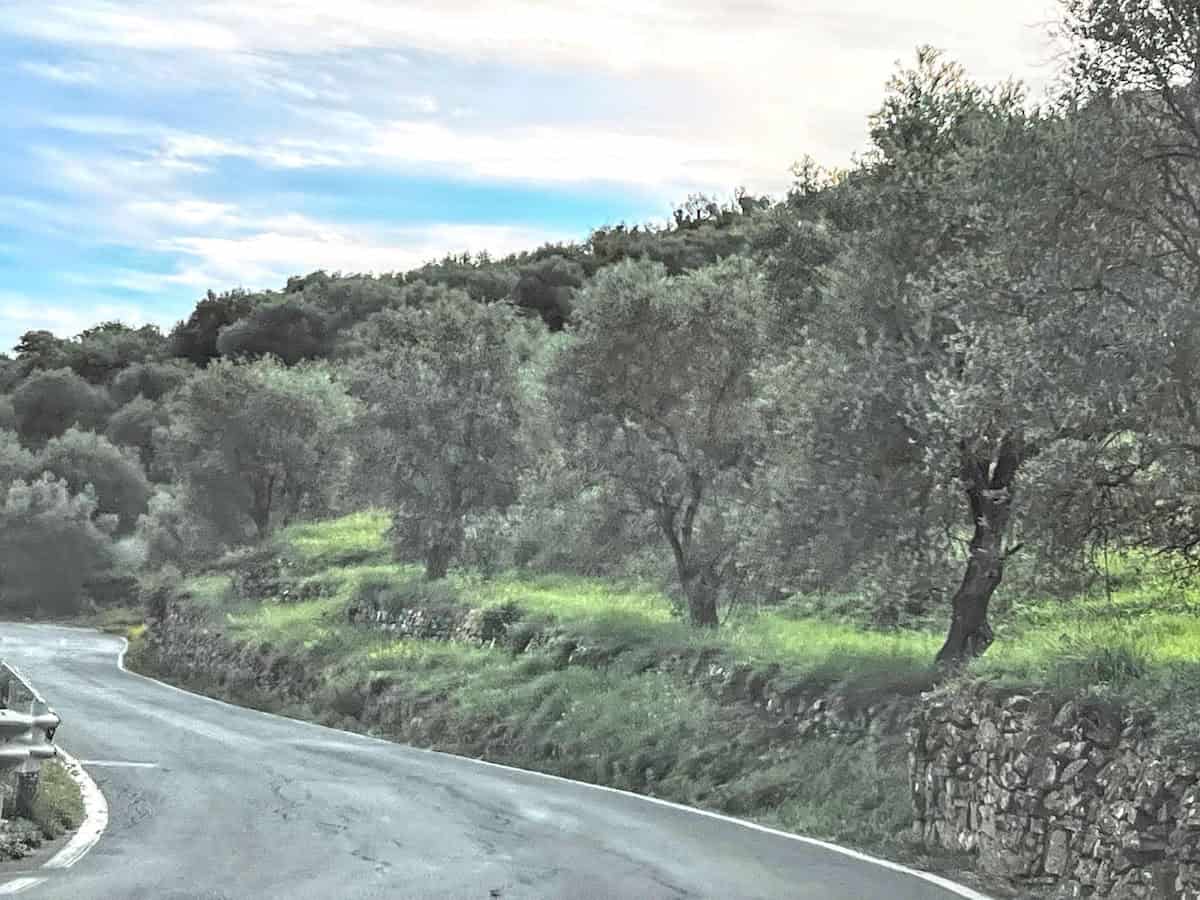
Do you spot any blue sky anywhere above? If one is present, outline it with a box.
[0,0,1059,353]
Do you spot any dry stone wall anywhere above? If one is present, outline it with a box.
[909,681,1200,899]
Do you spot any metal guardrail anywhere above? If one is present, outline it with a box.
[0,661,59,818]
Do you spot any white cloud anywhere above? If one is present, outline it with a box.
[38,110,764,193]
[18,61,97,84]
[11,3,239,52]
[152,217,575,289]
[0,295,170,353]
[4,2,1060,78]
[9,0,1063,182]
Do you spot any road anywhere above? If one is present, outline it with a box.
[0,623,986,900]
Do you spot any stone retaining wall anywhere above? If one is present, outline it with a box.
[909,681,1200,899]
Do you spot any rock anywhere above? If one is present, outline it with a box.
[1045,829,1072,876]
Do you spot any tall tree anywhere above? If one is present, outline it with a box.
[216,300,332,364]
[767,50,1144,662]
[1058,0,1200,567]
[169,290,257,366]
[33,428,153,534]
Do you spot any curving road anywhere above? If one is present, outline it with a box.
[0,624,987,900]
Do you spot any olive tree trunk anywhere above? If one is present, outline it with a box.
[935,440,1021,666]
[659,481,723,628]
[424,544,453,581]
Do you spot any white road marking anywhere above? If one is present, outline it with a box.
[114,635,995,900]
[42,747,109,870]
[76,760,159,769]
[0,877,46,894]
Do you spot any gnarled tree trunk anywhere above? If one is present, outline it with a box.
[424,544,453,581]
[681,569,720,628]
[658,481,723,628]
[935,438,1021,666]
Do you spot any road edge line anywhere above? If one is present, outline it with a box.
[42,747,109,871]
[0,877,46,895]
[114,634,993,900]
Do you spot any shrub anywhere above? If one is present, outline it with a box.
[351,573,462,618]
[109,361,191,405]
[0,430,33,489]
[0,476,114,616]
[1060,639,1151,689]
[28,760,84,839]
[33,429,152,534]
[11,368,112,445]
[135,488,225,569]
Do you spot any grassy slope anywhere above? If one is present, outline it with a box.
[131,510,1200,883]
[255,512,1200,708]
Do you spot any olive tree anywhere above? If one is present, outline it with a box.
[764,50,1148,663]
[349,295,526,580]
[1055,1,1200,568]
[159,358,357,542]
[547,257,772,627]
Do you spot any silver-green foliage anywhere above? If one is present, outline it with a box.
[349,294,527,579]
[547,257,773,626]
[159,358,358,543]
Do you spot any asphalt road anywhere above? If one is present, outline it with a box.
[0,623,985,900]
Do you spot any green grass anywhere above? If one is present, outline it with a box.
[283,511,390,568]
[172,509,1200,723]
[29,760,85,839]
[262,512,1200,703]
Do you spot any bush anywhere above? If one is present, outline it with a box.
[28,760,85,840]
[0,476,115,616]
[351,573,462,618]
[139,566,181,622]
[1060,639,1151,689]
[0,395,14,432]
[83,571,140,608]
[136,488,225,569]
[11,368,112,446]
[109,361,191,405]
[0,430,33,489]
[33,429,152,534]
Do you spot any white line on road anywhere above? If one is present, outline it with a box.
[0,877,46,895]
[77,760,159,769]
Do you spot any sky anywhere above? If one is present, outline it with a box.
[0,0,1062,354]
